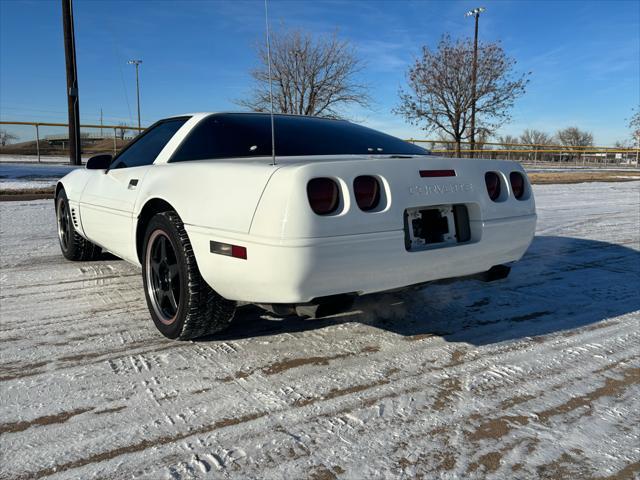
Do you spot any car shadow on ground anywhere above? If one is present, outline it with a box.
[99,252,121,261]
[200,236,640,346]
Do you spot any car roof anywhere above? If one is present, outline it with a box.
[167,112,345,121]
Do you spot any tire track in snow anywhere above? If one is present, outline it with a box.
[1,184,639,479]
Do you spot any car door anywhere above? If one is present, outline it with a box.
[80,118,188,262]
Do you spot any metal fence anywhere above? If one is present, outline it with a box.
[1,120,638,167]
[406,139,640,167]
[0,120,144,162]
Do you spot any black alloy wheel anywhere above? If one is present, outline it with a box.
[142,211,236,340]
[57,196,71,252]
[145,230,181,324]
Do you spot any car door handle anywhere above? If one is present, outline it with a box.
[128,179,139,189]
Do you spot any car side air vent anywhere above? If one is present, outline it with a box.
[71,208,79,229]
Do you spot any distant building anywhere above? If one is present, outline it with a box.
[44,132,134,147]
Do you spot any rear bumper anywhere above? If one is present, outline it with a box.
[186,213,536,304]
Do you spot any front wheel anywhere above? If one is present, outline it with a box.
[142,211,236,340]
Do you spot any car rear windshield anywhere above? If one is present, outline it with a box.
[170,113,428,162]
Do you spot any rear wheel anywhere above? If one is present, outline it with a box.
[142,211,236,340]
[56,189,102,261]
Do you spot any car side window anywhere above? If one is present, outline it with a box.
[170,117,222,162]
[110,118,188,169]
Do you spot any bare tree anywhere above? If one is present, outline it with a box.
[520,129,554,147]
[431,133,457,156]
[238,29,370,118]
[629,106,640,147]
[498,134,520,148]
[474,129,491,154]
[395,35,528,157]
[556,127,593,162]
[517,129,554,162]
[614,139,631,148]
[0,129,18,147]
[556,127,593,148]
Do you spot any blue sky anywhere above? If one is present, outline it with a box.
[1,0,638,145]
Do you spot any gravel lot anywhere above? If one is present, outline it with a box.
[1,181,639,479]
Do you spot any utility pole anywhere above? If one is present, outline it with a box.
[62,0,81,165]
[465,7,485,159]
[100,108,103,136]
[128,59,143,130]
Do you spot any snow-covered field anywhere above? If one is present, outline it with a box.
[0,154,89,164]
[0,162,78,191]
[1,182,639,479]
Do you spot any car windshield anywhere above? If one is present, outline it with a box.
[170,113,429,162]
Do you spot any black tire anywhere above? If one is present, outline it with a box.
[142,211,236,340]
[56,189,102,261]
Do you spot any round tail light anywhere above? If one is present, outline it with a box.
[353,175,381,211]
[510,172,525,199]
[307,178,339,215]
[485,172,501,201]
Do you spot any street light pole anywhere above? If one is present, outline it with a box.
[465,7,485,159]
[128,59,143,130]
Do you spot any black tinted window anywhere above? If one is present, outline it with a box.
[111,118,188,169]
[170,114,427,162]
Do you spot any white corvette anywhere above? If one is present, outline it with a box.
[55,113,536,339]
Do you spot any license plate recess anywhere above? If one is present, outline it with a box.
[404,204,471,251]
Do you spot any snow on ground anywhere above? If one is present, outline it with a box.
[526,166,640,173]
[0,179,57,191]
[0,154,90,164]
[522,162,640,173]
[0,182,639,479]
[0,162,78,191]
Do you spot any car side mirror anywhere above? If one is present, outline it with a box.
[86,154,112,170]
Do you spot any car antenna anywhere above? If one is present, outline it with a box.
[264,0,276,166]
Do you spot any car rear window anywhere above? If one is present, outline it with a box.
[170,113,428,162]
